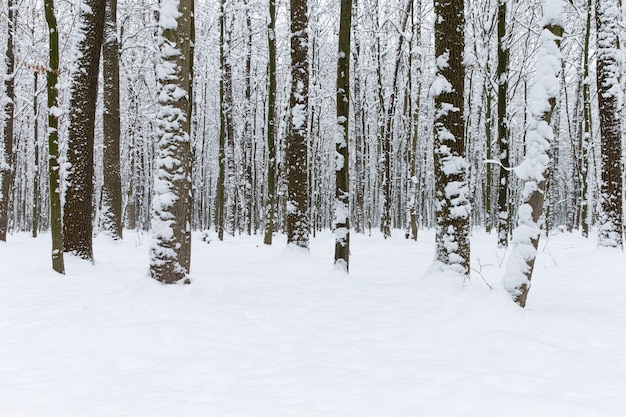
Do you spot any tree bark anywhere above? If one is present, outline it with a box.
[433,0,471,276]
[596,0,623,248]
[504,5,564,307]
[286,0,310,248]
[334,0,352,271]
[0,0,15,241]
[101,0,123,240]
[64,0,106,260]
[44,0,65,274]
[150,0,194,283]
[496,0,510,248]
[263,0,277,245]
[580,0,592,238]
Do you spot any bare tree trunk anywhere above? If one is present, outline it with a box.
[32,72,40,238]
[264,0,277,245]
[0,0,15,241]
[44,0,65,274]
[63,0,106,260]
[244,1,254,235]
[407,0,422,241]
[580,0,593,237]
[496,0,510,248]
[101,0,123,240]
[334,0,352,271]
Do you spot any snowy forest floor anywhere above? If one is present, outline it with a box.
[1,228,626,416]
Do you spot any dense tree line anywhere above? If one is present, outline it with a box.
[0,0,624,306]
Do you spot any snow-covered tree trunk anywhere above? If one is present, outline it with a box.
[596,0,623,248]
[216,0,226,241]
[150,0,194,284]
[286,0,310,249]
[433,0,471,276]
[334,0,352,271]
[222,3,236,238]
[101,0,123,240]
[0,0,15,242]
[504,1,564,307]
[44,0,65,274]
[64,0,107,260]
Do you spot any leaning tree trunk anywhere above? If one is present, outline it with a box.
[596,0,623,248]
[44,0,65,274]
[334,0,352,271]
[504,2,565,307]
[286,0,310,249]
[0,0,15,242]
[433,0,471,276]
[149,0,194,283]
[101,0,123,240]
[63,0,106,260]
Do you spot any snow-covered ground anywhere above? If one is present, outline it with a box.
[1,229,625,416]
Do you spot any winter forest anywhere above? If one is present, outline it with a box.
[1,0,626,415]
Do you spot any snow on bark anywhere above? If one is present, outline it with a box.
[433,0,470,276]
[150,0,193,283]
[503,1,564,307]
[596,0,623,248]
[286,0,310,250]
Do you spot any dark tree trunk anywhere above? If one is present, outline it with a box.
[433,0,470,276]
[264,0,277,245]
[44,0,65,274]
[496,0,510,248]
[0,0,15,241]
[596,0,623,248]
[334,0,352,271]
[64,0,107,260]
[32,72,40,238]
[101,0,123,239]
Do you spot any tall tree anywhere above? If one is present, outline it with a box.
[334,0,352,270]
[433,0,471,275]
[0,0,15,241]
[496,0,510,248]
[286,0,310,249]
[32,72,40,238]
[264,0,277,245]
[580,0,593,237]
[504,0,565,307]
[63,0,107,260]
[407,0,422,241]
[596,0,623,248]
[101,0,123,239]
[150,0,194,283]
[44,0,65,274]
[380,0,412,239]
[216,0,232,241]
